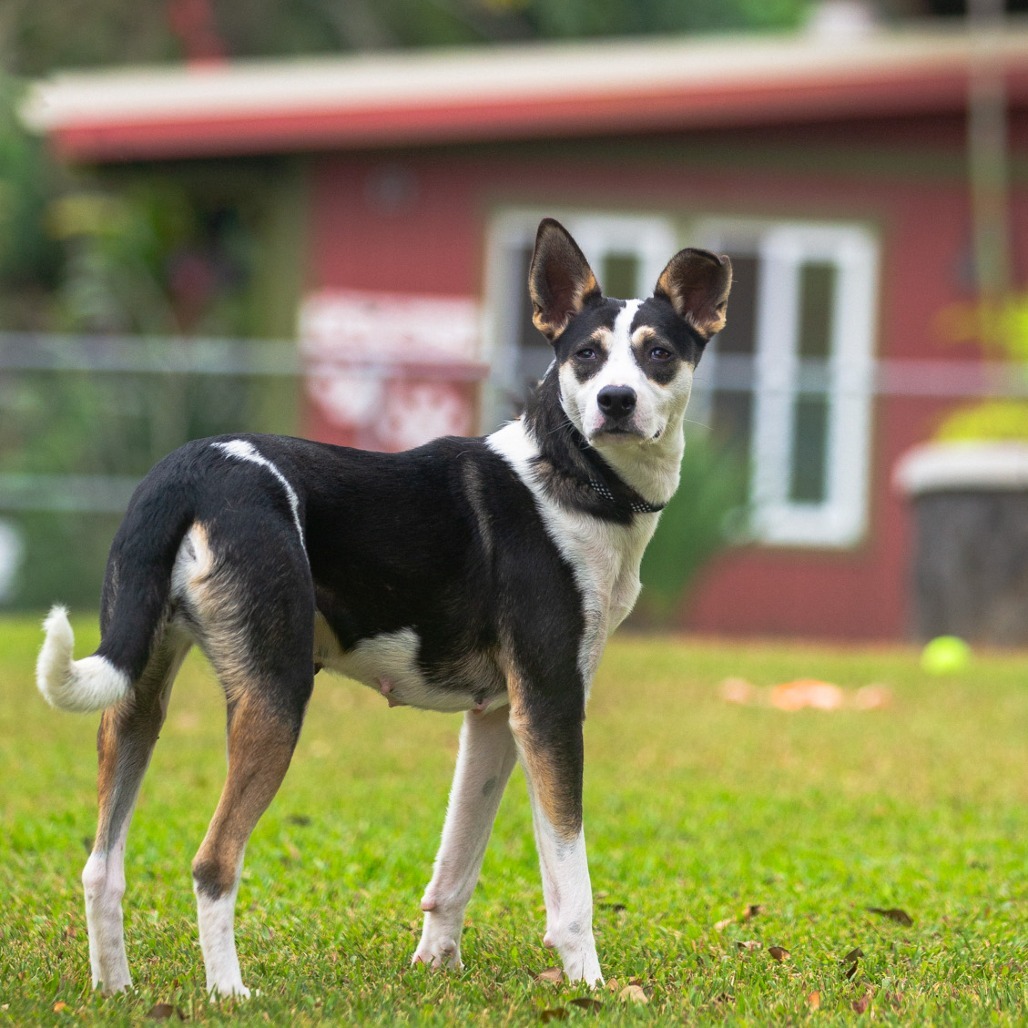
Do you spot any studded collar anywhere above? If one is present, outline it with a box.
[588,477,667,516]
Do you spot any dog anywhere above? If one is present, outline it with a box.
[36,218,731,997]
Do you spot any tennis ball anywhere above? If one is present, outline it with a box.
[920,635,971,675]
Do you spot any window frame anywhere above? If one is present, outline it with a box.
[697,219,879,548]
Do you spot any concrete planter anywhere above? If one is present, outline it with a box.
[894,442,1028,646]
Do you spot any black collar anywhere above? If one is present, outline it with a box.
[588,477,666,515]
[521,376,669,522]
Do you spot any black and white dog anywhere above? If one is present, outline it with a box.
[37,219,731,997]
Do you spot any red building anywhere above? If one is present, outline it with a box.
[25,26,1028,640]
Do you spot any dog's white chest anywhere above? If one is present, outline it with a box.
[486,420,658,663]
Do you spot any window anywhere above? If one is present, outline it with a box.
[697,221,878,548]
[484,209,879,549]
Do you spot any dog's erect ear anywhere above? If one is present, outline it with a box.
[654,248,733,340]
[528,219,602,342]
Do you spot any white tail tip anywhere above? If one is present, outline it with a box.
[36,605,130,712]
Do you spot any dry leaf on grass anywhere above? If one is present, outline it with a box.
[737,940,762,952]
[868,906,914,926]
[719,678,892,711]
[806,991,821,1011]
[534,966,564,984]
[853,988,874,1014]
[842,947,864,979]
[146,1003,179,1021]
[539,996,603,1021]
[539,1008,568,1023]
[619,984,649,1004]
[771,679,845,710]
[720,677,755,704]
[768,945,790,962]
[853,684,892,710]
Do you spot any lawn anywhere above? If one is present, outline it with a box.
[1,614,1026,1025]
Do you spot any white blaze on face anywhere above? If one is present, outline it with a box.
[559,299,693,444]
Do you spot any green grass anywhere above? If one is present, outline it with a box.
[2,615,1026,1025]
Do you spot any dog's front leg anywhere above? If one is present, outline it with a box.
[413,704,518,970]
[509,696,602,986]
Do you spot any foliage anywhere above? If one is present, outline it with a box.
[938,292,1028,362]
[636,435,747,625]
[512,0,810,40]
[7,512,121,610]
[0,0,813,76]
[936,399,1028,443]
[2,622,1026,1023]
[0,73,63,326]
[0,162,300,609]
[49,179,255,336]
[934,293,1028,442]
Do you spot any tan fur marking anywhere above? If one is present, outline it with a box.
[193,691,297,896]
[187,522,214,581]
[656,267,728,339]
[656,250,732,340]
[684,307,727,338]
[505,666,581,842]
[531,266,600,339]
[94,711,120,849]
[92,636,188,851]
[182,530,254,706]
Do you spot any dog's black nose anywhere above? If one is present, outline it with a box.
[597,386,637,418]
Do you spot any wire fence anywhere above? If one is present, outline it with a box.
[1,331,1025,608]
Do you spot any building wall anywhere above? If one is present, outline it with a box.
[303,116,1027,639]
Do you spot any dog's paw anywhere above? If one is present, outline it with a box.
[411,938,463,971]
[97,981,134,997]
[562,958,603,988]
[544,931,603,987]
[207,981,252,1001]
[95,976,133,996]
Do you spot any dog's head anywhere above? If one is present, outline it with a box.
[528,218,732,451]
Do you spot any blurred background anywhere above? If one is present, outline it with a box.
[1,0,1026,643]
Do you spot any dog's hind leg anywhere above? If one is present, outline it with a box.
[413,704,518,970]
[83,631,191,993]
[186,530,314,999]
[191,686,306,998]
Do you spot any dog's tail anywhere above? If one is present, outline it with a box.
[37,456,197,713]
[36,605,132,712]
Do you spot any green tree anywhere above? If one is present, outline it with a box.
[0,74,62,327]
[0,0,811,76]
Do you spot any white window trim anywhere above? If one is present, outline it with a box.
[700,219,879,548]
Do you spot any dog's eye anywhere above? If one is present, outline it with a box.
[649,346,673,362]
[575,347,598,360]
